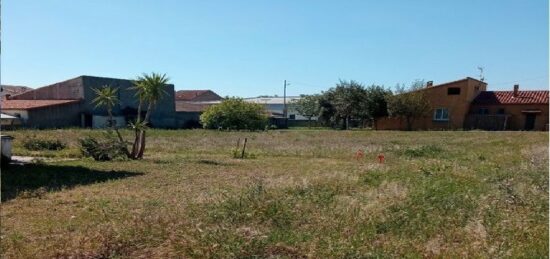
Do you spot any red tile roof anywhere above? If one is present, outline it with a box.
[1,85,32,97]
[1,99,80,110]
[175,90,210,101]
[472,91,549,105]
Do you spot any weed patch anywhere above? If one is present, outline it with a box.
[23,137,66,151]
[401,144,444,158]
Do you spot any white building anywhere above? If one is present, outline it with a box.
[244,96,314,120]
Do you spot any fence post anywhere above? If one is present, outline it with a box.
[241,138,247,159]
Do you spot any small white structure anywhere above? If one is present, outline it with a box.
[1,135,14,161]
[1,113,21,127]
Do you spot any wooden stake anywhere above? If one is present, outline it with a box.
[241,138,247,159]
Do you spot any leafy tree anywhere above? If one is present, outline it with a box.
[317,93,337,128]
[200,97,268,130]
[364,85,392,129]
[324,80,368,129]
[386,80,431,131]
[293,94,320,127]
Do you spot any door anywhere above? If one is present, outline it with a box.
[524,114,536,130]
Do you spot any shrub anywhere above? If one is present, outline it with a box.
[79,134,128,161]
[200,98,268,130]
[23,138,66,151]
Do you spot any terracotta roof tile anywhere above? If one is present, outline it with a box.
[175,90,210,101]
[1,99,80,110]
[1,85,32,96]
[472,91,549,105]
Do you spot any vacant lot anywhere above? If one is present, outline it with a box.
[1,129,548,258]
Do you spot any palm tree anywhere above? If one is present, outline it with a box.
[130,73,169,159]
[91,86,130,156]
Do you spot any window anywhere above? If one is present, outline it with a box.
[478,108,489,115]
[289,114,296,120]
[447,87,461,95]
[497,108,505,115]
[433,108,449,121]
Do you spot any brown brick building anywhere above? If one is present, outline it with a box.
[467,88,549,130]
[377,77,549,131]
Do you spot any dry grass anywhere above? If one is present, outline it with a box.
[1,129,548,258]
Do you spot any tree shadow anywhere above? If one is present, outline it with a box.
[1,163,143,202]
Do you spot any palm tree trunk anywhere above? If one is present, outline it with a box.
[137,130,146,158]
[108,108,129,156]
[135,102,154,159]
[131,98,143,158]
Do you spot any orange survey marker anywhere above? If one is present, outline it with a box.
[377,153,385,164]
[354,149,365,160]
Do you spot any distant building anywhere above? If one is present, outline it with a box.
[175,90,222,102]
[377,77,549,131]
[174,90,223,128]
[244,96,310,120]
[2,100,81,128]
[1,75,179,129]
[468,86,549,130]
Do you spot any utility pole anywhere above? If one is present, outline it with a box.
[283,80,289,128]
[283,80,287,118]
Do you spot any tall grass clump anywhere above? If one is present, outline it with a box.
[23,137,66,151]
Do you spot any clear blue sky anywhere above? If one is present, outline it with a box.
[2,0,548,97]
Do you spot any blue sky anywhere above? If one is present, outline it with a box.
[2,0,548,97]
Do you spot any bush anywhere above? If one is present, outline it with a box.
[200,98,268,130]
[79,134,128,161]
[23,138,66,151]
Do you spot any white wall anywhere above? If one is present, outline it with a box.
[2,110,28,124]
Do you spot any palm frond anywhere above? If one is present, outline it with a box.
[91,85,119,109]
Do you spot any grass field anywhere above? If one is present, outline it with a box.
[1,129,548,258]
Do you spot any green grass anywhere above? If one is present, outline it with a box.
[1,129,548,258]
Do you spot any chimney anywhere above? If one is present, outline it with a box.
[513,84,519,97]
[426,81,433,87]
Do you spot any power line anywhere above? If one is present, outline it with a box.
[288,81,327,89]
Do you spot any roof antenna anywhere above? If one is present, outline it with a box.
[477,66,485,82]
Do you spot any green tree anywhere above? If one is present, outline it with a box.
[386,80,431,131]
[130,73,169,159]
[90,73,170,160]
[317,93,337,128]
[323,80,368,129]
[293,94,320,128]
[91,86,129,156]
[200,98,268,130]
[364,85,392,129]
